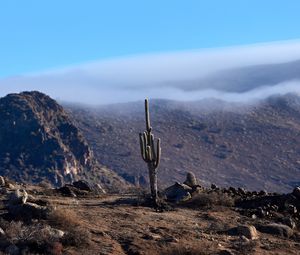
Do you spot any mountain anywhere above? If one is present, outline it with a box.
[168,59,300,92]
[66,94,300,193]
[0,91,128,190]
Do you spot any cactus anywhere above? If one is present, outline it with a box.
[139,99,161,205]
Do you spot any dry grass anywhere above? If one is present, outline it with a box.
[159,241,218,255]
[61,226,91,247]
[47,207,91,248]
[233,240,258,255]
[182,192,235,209]
[1,220,64,254]
[47,208,81,230]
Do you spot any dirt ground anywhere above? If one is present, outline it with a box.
[38,193,300,255]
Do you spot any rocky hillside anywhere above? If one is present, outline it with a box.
[66,94,300,193]
[0,91,128,190]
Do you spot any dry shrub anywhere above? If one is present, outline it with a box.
[47,208,81,231]
[46,241,63,255]
[38,180,53,189]
[4,221,24,244]
[47,207,91,248]
[233,240,258,255]
[3,221,64,253]
[159,241,217,255]
[183,192,234,209]
[62,226,91,247]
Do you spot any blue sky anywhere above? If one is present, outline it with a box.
[1,0,300,78]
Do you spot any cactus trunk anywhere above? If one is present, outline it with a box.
[139,99,161,206]
[148,164,158,204]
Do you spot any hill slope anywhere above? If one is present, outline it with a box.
[66,94,300,193]
[0,91,128,190]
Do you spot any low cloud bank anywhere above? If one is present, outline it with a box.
[1,40,300,105]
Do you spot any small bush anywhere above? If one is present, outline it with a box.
[47,208,81,230]
[183,192,235,209]
[2,221,64,253]
[38,180,53,189]
[233,240,258,255]
[46,241,63,255]
[62,226,91,247]
[159,241,217,255]
[47,207,91,248]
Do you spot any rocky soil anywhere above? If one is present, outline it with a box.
[0,175,298,255]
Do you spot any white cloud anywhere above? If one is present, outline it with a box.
[1,40,300,104]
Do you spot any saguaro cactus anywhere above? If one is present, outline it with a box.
[139,99,161,205]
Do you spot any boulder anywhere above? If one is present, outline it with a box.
[282,217,297,229]
[0,176,5,187]
[183,172,197,187]
[163,182,192,203]
[257,223,294,238]
[0,227,5,237]
[211,184,218,190]
[228,225,259,240]
[5,244,19,255]
[8,202,50,220]
[292,187,300,200]
[58,185,77,197]
[236,225,259,240]
[8,189,28,205]
[92,183,106,194]
[73,180,92,192]
[42,226,65,239]
[7,183,16,190]
[218,250,234,255]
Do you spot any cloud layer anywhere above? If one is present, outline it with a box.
[1,40,300,105]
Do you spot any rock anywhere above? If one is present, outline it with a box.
[282,217,297,229]
[58,185,77,197]
[228,187,237,194]
[92,183,106,194]
[73,180,92,192]
[164,236,179,243]
[0,176,5,187]
[163,182,192,203]
[251,214,257,219]
[8,189,28,205]
[259,190,268,196]
[257,223,294,238]
[5,244,20,255]
[143,233,162,240]
[239,235,250,242]
[237,187,246,195]
[236,225,259,240]
[287,204,297,214]
[257,207,267,218]
[0,227,5,236]
[228,225,259,240]
[218,250,234,255]
[7,183,16,190]
[211,184,218,189]
[8,202,50,220]
[183,172,197,187]
[292,187,300,199]
[43,226,65,239]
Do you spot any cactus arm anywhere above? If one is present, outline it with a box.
[143,132,148,147]
[139,133,147,161]
[154,138,161,168]
[150,134,156,159]
[146,145,152,161]
[145,99,151,131]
